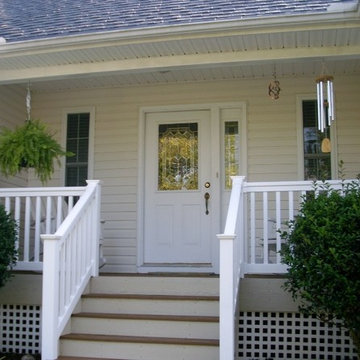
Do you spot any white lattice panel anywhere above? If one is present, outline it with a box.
[238,312,358,360]
[0,304,41,355]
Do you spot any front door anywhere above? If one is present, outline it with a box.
[143,110,214,267]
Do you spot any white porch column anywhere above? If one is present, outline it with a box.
[218,234,236,360]
[41,234,61,360]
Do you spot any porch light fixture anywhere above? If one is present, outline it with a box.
[316,74,335,132]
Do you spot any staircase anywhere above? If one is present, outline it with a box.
[57,274,219,360]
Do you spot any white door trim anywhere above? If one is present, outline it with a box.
[137,102,247,273]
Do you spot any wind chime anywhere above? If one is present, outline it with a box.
[315,74,335,133]
[316,65,335,153]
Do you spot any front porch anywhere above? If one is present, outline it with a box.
[0,178,357,359]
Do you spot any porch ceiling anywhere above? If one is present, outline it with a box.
[0,22,359,92]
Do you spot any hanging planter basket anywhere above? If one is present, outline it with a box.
[0,119,73,183]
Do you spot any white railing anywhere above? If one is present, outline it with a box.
[0,186,86,271]
[41,180,101,360]
[217,177,351,360]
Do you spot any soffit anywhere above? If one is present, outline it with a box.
[0,25,359,91]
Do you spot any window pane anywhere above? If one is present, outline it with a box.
[302,100,331,180]
[78,139,89,162]
[224,121,240,189]
[158,123,198,191]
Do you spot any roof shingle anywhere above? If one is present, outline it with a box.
[0,0,357,43]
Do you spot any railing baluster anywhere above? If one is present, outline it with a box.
[24,197,31,262]
[14,197,20,252]
[34,196,41,262]
[288,191,294,221]
[276,191,281,264]
[5,197,10,213]
[68,196,74,212]
[250,192,256,264]
[263,191,268,264]
[56,196,63,229]
[46,196,52,233]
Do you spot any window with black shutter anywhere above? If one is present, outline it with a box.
[65,113,90,186]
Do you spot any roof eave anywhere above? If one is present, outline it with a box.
[0,5,359,54]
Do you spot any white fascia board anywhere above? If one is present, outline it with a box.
[0,4,359,56]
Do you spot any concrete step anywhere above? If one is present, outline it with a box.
[60,334,219,360]
[80,293,219,316]
[71,312,219,339]
[89,274,219,296]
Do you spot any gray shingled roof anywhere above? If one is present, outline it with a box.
[0,0,357,43]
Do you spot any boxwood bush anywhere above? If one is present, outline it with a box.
[0,204,17,287]
[280,179,360,356]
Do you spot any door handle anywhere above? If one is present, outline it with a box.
[204,192,210,215]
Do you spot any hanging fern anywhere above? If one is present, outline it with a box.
[0,120,73,183]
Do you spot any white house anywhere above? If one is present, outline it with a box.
[0,1,359,359]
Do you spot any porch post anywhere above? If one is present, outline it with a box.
[41,234,61,360]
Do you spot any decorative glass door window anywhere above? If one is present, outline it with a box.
[302,100,331,180]
[224,121,240,189]
[158,123,198,191]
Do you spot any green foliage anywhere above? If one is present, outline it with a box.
[280,180,360,354]
[0,204,17,288]
[0,119,73,183]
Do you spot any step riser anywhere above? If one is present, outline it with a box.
[71,317,219,339]
[90,276,219,296]
[61,276,219,359]
[81,298,219,316]
[60,339,219,360]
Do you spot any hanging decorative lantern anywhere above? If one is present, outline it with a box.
[26,81,31,121]
[316,75,335,132]
[268,70,281,100]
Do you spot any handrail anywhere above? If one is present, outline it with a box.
[41,180,101,360]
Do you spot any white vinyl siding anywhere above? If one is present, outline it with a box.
[0,85,28,187]
[27,74,360,272]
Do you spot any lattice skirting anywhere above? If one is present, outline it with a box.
[238,311,358,360]
[0,304,41,355]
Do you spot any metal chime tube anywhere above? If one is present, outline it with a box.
[330,80,335,122]
[316,82,322,131]
[320,80,325,132]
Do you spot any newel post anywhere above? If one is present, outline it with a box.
[218,233,236,360]
[86,180,101,277]
[41,234,61,360]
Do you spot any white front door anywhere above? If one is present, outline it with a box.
[143,110,214,267]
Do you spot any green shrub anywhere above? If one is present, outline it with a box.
[280,180,360,355]
[0,204,17,287]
